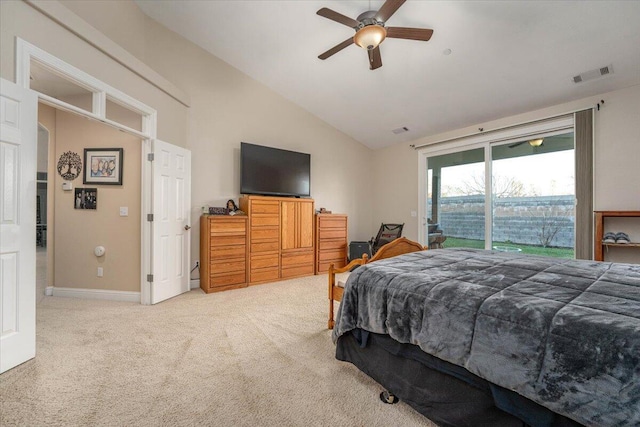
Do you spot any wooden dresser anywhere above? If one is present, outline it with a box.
[200,215,248,293]
[315,214,348,274]
[240,195,315,284]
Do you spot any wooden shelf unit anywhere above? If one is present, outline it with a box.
[315,214,348,274]
[200,215,248,293]
[594,211,640,261]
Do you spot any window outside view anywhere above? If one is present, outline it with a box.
[427,133,575,258]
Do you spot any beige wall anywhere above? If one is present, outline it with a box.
[373,84,640,262]
[53,109,141,292]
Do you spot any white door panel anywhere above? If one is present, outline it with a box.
[0,78,37,373]
[151,140,191,304]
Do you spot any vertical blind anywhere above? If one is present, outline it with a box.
[574,109,594,260]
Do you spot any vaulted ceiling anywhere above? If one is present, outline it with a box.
[136,1,640,149]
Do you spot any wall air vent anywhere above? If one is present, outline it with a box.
[573,65,613,84]
[392,126,409,135]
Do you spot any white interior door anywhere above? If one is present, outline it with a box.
[0,78,37,373]
[151,139,191,304]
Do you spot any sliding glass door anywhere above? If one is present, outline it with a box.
[491,133,575,258]
[424,131,575,258]
[426,148,485,249]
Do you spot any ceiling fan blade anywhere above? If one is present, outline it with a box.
[318,38,354,60]
[317,7,359,28]
[368,46,382,70]
[508,141,526,148]
[386,27,434,42]
[375,0,406,23]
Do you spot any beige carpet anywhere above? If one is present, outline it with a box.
[0,274,435,426]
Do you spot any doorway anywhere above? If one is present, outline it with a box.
[37,103,144,301]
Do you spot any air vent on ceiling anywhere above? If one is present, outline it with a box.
[573,65,613,84]
[392,126,409,135]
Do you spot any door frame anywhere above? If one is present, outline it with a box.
[16,38,158,304]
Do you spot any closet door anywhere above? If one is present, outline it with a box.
[281,201,297,250]
[297,201,314,249]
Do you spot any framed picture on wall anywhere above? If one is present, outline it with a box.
[74,188,97,210]
[84,148,123,185]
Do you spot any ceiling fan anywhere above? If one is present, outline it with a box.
[317,0,434,70]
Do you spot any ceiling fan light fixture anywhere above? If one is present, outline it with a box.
[528,138,544,147]
[354,25,387,50]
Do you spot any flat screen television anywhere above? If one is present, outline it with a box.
[240,142,311,197]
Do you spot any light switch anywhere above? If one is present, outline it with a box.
[119,207,128,217]
[411,210,417,217]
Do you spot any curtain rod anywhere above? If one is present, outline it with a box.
[411,102,602,150]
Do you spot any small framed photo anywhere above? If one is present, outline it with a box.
[74,188,97,210]
[84,148,123,185]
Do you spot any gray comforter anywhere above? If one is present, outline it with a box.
[332,248,640,427]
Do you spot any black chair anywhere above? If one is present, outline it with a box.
[370,223,404,255]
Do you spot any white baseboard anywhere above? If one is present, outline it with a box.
[190,279,200,290]
[45,286,54,296]
[50,287,140,302]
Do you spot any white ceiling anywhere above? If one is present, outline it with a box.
[135,1,640,150]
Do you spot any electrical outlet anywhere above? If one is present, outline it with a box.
[97,267,103,277]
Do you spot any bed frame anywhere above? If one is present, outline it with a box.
[327,237,426,329]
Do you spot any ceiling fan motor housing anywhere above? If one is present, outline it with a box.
[356,10,384,28]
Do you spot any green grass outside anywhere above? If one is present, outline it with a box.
[444,237,575,259]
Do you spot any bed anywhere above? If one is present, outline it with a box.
[331,247,640,427]
[327,237,426,329]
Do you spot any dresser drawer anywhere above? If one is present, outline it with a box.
[318,240,347,251]
[318,248,346,261]
[251,215,279,227]
[250,268,279,283]
[209,272,246,288]
[281,264,314,279]
[250,253,279,269]
[210,235,246,247]
[251,201,279,215]
[281,251,314,268]
[317,259,347,273]
[319,229,346,240]
[251,227,279,242]
[251,241,280,253]
[210,218,246,234]
[319,216,347,229]
[211,258,246,274]
[211,245,246,259]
